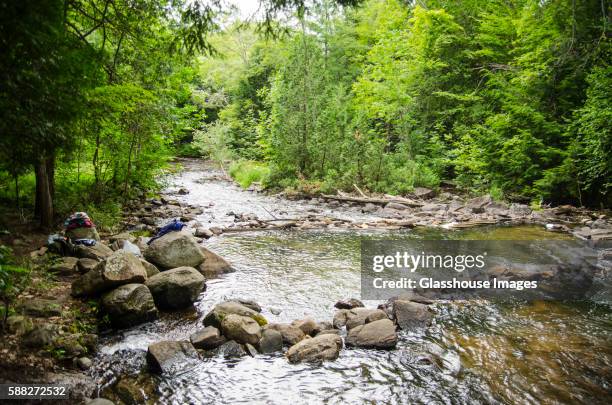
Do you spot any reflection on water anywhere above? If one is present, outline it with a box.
[94,227,612,405]
[92,162,611,404]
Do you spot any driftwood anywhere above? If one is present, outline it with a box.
[321,194,423,207]
[353,184,367,198]
[261,216,354,224]
[445,220,498,229]
[261,218,303,223]
[221,216,420,233]
[378,219,417,228]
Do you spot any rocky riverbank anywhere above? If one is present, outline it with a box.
[122,160,612,242]
[0,247,101,403]
[1,159,610,404]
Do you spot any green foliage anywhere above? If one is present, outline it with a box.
[2,0,609,210]
[0,0,220,225]
[229,161,271,189]
[46,347,67,360]
[81,83,173,200]
[0,245,31,329]
[83,202,123,233]
[489,184,505,202]
[193,0,609,206]
[175,143,203,158]
[565,66,612,205]
[194,122,234,162]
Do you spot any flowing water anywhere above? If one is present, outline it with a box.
[93,160,612,405]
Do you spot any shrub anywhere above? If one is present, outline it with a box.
[229,161,270,189]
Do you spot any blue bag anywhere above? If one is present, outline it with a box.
[147,219,186,245]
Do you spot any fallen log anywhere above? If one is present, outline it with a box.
[443,220,498,229]
[261,216,354,224]
[379,219,417,228]
[321,194,423,207]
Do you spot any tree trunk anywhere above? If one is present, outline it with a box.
[46,153,55,200]
[123,133,137,199]
[92,132,102,202]
[14,174,19,210]
[34,158,54,229]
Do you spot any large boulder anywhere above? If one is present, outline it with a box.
[333,308,387,330]
[22,323,60,348]
[392,300,432,330]
[145,266,205,309]
[67,227,101,241]
[509,203,532,217]
[196,247,234,277]
[18,298,62,317]
[72,268,107,297]
[73,243,113,260]
[114,377,147,405]
[52,334,87,357]
[139,259,159,278]
[102,284,158,328]
[466,195,493,214]
[71,251,147,297]
[334,298,364,310]
[102,250,147,284]
[190,326,226,350]
[291,317,319,336]
[220,314,262,345]
[316,321,337,335]
[230,299,262,313]
[144,231,205,269]
[77,258,99,274]
[258,329,283,353]
[215,340,247,359]
[203,301,267,329]
[286,334,343,363]
[346,319,397,349]
[265,323,306,346]
[146,341,199,374]
[49,257,79,275]
[194,227,213,238]
[412,187,436,199]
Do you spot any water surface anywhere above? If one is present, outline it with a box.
[93,161,611,405]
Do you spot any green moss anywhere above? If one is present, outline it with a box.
[253,314,268,326]
[131,230,152,238]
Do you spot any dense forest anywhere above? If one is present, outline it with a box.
[1,0,610,233]
[196,0,611,207]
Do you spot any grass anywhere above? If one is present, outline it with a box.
[0,158,168,232]
[229,161,270,189]
[489,183,505,202]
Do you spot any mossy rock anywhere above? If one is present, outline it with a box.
[203,301,267,329]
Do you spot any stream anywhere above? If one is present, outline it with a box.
[92,160,612,405]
